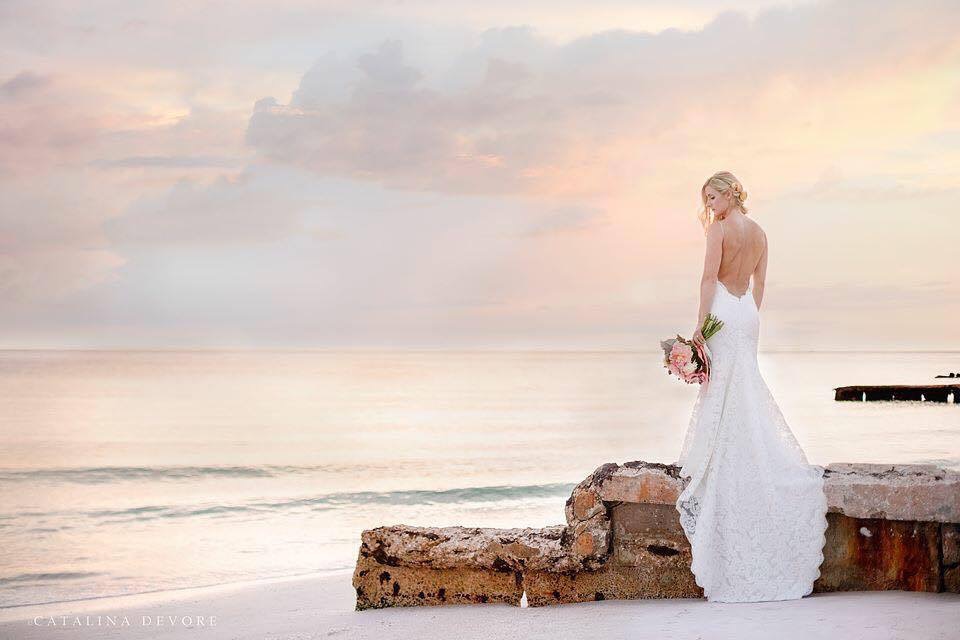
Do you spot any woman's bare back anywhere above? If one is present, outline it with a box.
[717,214,766,297]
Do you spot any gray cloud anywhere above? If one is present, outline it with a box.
[1,0,958,348]
[0,171,125,305]
[92,155,245,169]
[104,169,311,247]
[0,70,51,98]
[243,0,960,196]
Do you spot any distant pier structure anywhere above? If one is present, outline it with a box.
[834,384,959,403]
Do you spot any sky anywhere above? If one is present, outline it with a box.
[1,0,958,351]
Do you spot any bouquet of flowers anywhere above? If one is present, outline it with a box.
[660,314,724,384]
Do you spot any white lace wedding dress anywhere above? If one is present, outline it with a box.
[674,279,829,603]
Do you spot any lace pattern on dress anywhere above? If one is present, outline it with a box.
[673,281,829,603]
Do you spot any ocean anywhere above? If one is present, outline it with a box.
[1,349,958,609]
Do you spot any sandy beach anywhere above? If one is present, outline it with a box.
[1,568,958,640]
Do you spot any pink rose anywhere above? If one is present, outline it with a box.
[670,341,693,367]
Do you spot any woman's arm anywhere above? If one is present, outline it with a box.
[695,221,723,333]
[752,231,768,310]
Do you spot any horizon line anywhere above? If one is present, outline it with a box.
[0,348,958,354]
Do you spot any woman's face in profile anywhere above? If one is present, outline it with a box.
[704,186,728,215]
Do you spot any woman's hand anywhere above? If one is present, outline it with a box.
[692,324,705,347]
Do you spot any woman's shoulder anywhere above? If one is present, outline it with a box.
[747,217,768,248]
[746,216,766,236]
[705,218,724,238]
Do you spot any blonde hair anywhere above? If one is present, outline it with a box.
[698,171,749,231]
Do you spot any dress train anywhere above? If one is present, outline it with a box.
[674,280,829,603]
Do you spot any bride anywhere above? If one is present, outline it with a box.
[674,171,829,603]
